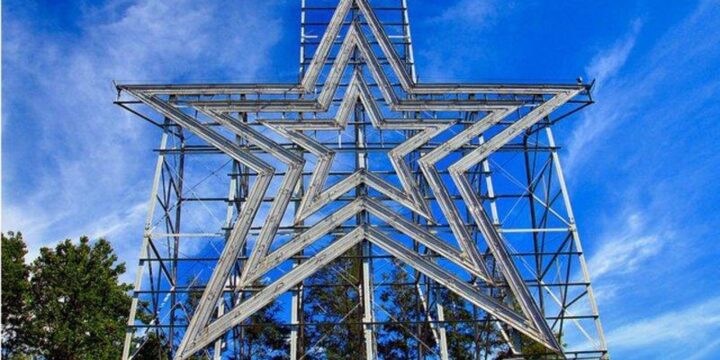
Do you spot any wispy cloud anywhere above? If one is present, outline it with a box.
[566,0,720,176]
[606,295,720,352]
[564,20,641,173]
[567,0,720,274]
[564,2,720,357]
[587,211,665,280]
[584,20,642,93]
[3,0,285,273]
[417,0,513,81]
[686,338,720,360]
[432,0,500,26]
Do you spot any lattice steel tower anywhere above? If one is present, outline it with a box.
[117,1,607,359]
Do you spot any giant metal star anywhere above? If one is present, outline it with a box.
[119,0,585,358]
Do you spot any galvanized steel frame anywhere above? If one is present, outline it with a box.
[117,0,607,359]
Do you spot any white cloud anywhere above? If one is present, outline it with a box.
[433,0,499,25]
[2,0,285,272]
[591,234,660,278]
[564,2,720,313]
[566,0,720,175]
[587,212,665,280]
[686,337,720,360]
[606,295,720,350]
[419,0,511,81]
[585,20,642,94]
[564,20,641,173]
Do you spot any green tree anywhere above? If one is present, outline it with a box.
[495,300,563,359]
[302,249,509,359]
[302,246,365,359]
[192,280,289,359]
[132,331,172,360]
[1,231,31,357]
[238,290,289,360]
[27,236,132,359]
[376,266,436,359]
[514,332,564,360]
[376,262,507,359]
[437,286,506,360]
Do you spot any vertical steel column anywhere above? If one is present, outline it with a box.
[169,123,185,355]
[479,135,501,226]
[437,305,450,360]
[289,142,306,358]
[235,111,250,359]
[289,182,305,359]
[299,0,308,82]
[400,0,416,82]
[523,125,546,315]
[356,99,377,360]
[351,3,376,357]
[122,131,169,360]
[545,127,608,354]
[292,3,309,357]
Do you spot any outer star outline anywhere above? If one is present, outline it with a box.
[116,0,589,357]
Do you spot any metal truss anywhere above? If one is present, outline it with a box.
[118,0,607,359]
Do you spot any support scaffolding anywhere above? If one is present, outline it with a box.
[118,1,607,359]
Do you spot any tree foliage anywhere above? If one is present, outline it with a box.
[238,291,289,360]
[2,231,31,357]
[132,332,172,360]
[26,236,132,359]
[376,265,435,359]
[515,332,565,360]
[438,286,507,360]
[302,245,366,359]
[375,259,511,360]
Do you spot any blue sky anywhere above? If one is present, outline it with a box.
[3,0,720,358]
